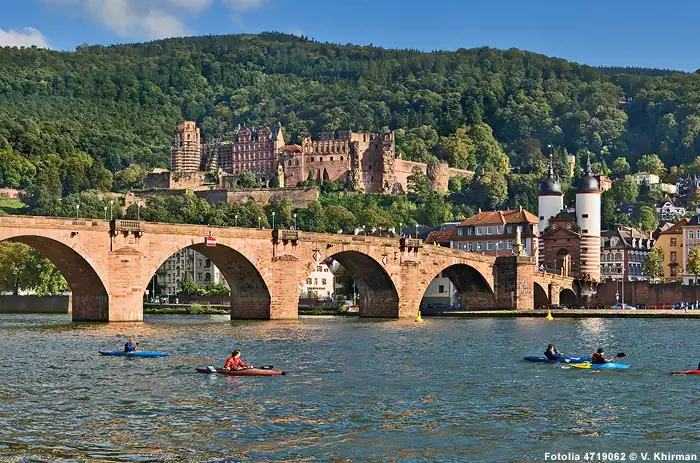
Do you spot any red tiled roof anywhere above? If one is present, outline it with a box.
[459,209,538,227]
[661,218,688,235]
[281,144,302,152]
[425,229,456,244]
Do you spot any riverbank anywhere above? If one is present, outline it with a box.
[143,304,229,315]
[424,309,700,319]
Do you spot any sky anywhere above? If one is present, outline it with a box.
[0,0,699,71]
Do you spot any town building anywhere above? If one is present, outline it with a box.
[539,157,601,280]
[421,272,458,306]
[632,171,660,186]
[426,208,539,257]
[656,196,686,222]
[166,121,472,194]
[595,175,613,192]
[653,219,686,281]
[302,261,337,299]
[600,227,655,281]
[156,248,226,296]
[682,215,700,285]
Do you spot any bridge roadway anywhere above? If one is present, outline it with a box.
[0,216,577,321]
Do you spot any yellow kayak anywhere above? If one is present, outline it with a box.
[569,362,630,369]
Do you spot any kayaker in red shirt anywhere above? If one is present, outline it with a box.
[591,348,615,364]
[224,349,252,370]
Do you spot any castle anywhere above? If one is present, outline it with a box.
[169,121,472,193]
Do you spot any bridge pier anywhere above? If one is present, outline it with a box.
[494,256,536,310]
[549,284,561,305]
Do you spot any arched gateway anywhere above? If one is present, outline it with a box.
[0,216,577,321]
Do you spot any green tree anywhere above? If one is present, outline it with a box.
[233,170,263,188]
[114,165,147,192]
[636,206,659,231]
[642,248,664,278]
[687,248,700,283]
[180,272,202,295]
[611,157,631,177]
[471,167,508,210]
[610,176,639,204]
[264,198,293,227]
[407,167,432,203]
[0,148,36,189]
[0,242,66,295]
[637,154,666,177]
[436,126,475,169]
[324,205,356,233]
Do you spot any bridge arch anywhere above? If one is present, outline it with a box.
[420,263,496,310]
[534,281,549,307]
[0,235,109,321]
[560,288,577,305]
[299,249,399,317]
[143,241,271,319]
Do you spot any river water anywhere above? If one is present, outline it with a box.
[1,314,700,462]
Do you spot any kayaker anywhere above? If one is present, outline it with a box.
[591,348,615,364]
[124,338,139,353]
[544,344,563,360]
[224,349,252,370]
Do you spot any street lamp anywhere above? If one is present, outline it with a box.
[272,211,276,229]
[137,201,141,221]
[362,225,366,235]
[110,200,114,220]
[258,216,261,229]
[399,222,402,237]
[415,224,418,239]
[234,214,238,227]
[379,226,383,237]
[293,213,297,230]
[104,206,107,220]
[75,204,80,219]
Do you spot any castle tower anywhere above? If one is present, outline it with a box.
[538,159,564,265]
[575,156,601,280]
[171,121,201,173]
[277,163,285,188]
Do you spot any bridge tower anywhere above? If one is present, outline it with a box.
[538,159,563,266]
[576,156,601,281]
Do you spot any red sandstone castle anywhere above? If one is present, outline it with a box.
[170,121,471,193]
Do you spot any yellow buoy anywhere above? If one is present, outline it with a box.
[545,310,553,321]
[415,310,423,323]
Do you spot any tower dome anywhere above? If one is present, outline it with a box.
[539,162,562,195]
[578,156,600,193]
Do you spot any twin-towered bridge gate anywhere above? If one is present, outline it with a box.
[0,216,577,321]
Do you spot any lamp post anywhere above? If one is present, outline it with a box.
[110,200,113,220]
[294,213,297,230]
[272,211,276,230]
[234,214,238,227]
[362,225,366,236]
[399,222,402,238]
[104,206,107,220]
[137,201,141,221]
[258,216,261,229]
[415,224,418,239]
[379,226,383,237]
[75,204,80,219]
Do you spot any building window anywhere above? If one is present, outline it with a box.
[205,259,211,268]
[306,278,312,284]
[321,278,327,285]
[476,242,484,251]
[583,229,589,234]
[616,252,623,260]
[438,285,445,294]
[496,226,503,234]
[310,157,314,162]
[671,238,677,246]
[496,241,504,250]
[689,231,695,240]
[368,164,372,170]
[671,251,677,263]
[486,226,492,235]
[476,227,483,236]
[340,156,344,161]
[507,240,513,249]
[582,214,589,218]
[506,225,513,233]
[314,278,318,285]
[330,157,334,161]
[467,228,474,236]
[487,242,494,250]
[205,273,211,281]
[317,266,322,272]
[539,216,544,220]
[468,242,475,251]
[197,273,203,281]
[671,267,677,277]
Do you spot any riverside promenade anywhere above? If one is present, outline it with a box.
[424,309,700,319]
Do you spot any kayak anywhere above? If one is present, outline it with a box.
[195,367,285,376]
[569,362,630,369]
[524,355,591,364]
[99,351,170,358]
[670,369,700,376]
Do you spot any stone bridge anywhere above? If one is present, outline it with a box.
[0,216,577,322]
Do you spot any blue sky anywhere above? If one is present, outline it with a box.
[0,0,698,71]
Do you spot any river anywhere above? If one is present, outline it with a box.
[1,314,700,462]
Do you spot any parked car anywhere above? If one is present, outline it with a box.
[649,303,671,310]
[611,303,636,310]
[634,304,648,310]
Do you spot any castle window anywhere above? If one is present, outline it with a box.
[288,160,292,166]
[368,164,372,170]
[310,157,314,162]
[296,160,299,166]
[582,214,588,218]
[320,157,324,163]
[340,156,344,161]
[330,157,334,161]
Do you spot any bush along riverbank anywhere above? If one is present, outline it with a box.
[143,303,229,315]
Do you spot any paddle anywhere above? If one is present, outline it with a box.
[565,353,626,364]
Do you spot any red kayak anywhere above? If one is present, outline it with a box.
[670,369,700,376]
[195,367,285,376]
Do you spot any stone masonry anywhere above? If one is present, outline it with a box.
[0,216,576,322]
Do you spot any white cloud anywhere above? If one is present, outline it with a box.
[41,0,267,40]
[0,27,50,48]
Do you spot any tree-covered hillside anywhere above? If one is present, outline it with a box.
[2,31,700,173]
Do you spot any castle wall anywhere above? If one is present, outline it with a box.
[195,188,319,209]
[144,171,210,190]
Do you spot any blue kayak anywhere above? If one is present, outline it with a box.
[570,362,630,369]
[524,355,591,364]
[99,351,170,358]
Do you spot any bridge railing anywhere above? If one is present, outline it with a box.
[110,219,141,233]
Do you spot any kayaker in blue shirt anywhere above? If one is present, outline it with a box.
[591,348,615,364]
[124,338,139,353]
[544,344,562,360]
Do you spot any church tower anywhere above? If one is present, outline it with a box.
[575,156,601,280]
[538,159,563,265]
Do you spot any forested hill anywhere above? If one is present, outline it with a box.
[2,31,700,175]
